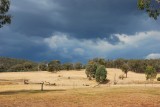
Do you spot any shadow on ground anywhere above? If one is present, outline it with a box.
[0,89,66,95]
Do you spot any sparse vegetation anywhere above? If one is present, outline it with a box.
[119,74,125,80]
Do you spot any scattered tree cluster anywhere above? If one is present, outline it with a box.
[0,57,84,72]
[85,58,107,83]
[106,58,160,73]
[48,61,84,72]
[1,57,160,81]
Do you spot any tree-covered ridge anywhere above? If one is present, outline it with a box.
[1,57,160,74]
[106,58,160,73]
[0,57,38,72]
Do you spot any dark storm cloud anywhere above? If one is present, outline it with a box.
[0,0,160,62]
[9,0,160,39]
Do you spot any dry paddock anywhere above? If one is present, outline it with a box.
[0,69,160,107]
[0,87,160,107]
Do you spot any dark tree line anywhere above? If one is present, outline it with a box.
[1,57,160,74]
[0,57,84,72]
[106,58,160,73]
[47,61,84,72]
[0,57,38,72]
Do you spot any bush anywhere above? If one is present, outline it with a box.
[61,63,74,70]
[8,64,25,72]
[85,63,97,79]
[39,63,47,71]
[74,62,83,70]
[48,60,61,72]
[121,63,130,78]
[157,77,160,81]
[145,66,157,80]
[95,65,107,83]
[119,74,125,80]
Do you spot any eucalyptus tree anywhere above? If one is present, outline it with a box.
[0,0,11,28]
[138,0,160,19]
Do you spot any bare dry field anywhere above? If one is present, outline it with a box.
[0,68,160,107]
[0,87,160,107]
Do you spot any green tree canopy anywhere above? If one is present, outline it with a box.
[74,62,83,70]
[138,0,160,19]
[121,63,130,78]
[145,66,157,80]
[85,62,97,79]
[48,60,61,72]
[95,65,107,83]
[0,0,11,28]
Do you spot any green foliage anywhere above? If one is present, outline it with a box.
[92,58,106,66]
[95,65,107,83]
[61,63,74,70]
[121,63,130,78]
[0,57,38,72]
[74,62,83,70]
[157,77,160,81]
[145,66,157,80]
[23,62,34,71]
[138,0,160,19]
[0,64,5,72]
[0,0,11,28]
[8,64,25,72]
[48,60,61,72]
[114,58,127,68]
[85,63,97,79]
[39,63,47,71]
[106,59,160,73]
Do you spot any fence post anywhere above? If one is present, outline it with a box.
[41,81,44,91]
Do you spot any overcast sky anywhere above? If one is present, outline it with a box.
[0,0,160,63]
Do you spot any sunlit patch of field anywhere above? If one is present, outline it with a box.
[0,68,160,92]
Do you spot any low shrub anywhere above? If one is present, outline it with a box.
[119,74,125,80]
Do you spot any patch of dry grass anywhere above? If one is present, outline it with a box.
[0,69,160,107]
[0,87,160,107]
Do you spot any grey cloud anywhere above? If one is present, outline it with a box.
[9,0,160,39]
[1,0,160,62]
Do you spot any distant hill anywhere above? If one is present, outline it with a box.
[0,57,38,72]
